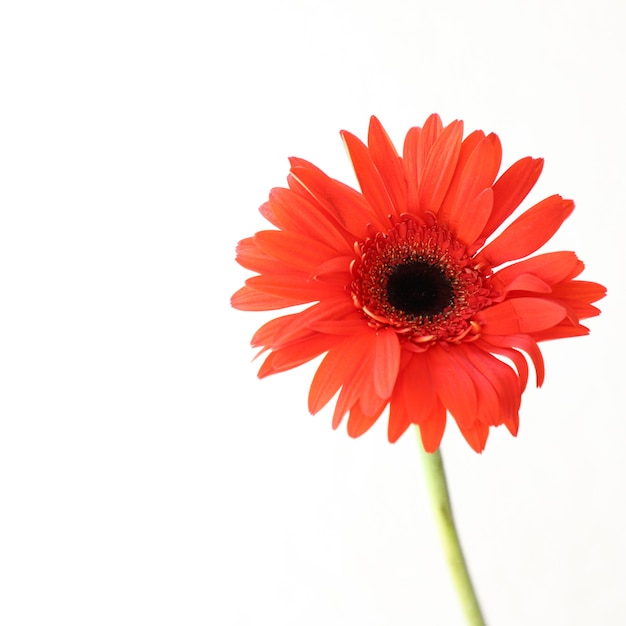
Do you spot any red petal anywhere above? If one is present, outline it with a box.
[494,251,584,288]
[367,116,407,216]
[231,285,304,311]
[373,328,401,399]
[358,357,389,417]
[308,332,371,414]
[461,344,521,427]
[398,353,437,424]
[427,345,477,427]
[551,299,601,321]
[480,334,545,388]
[402,126,421,212]
[235,237,293,274]
[287,156,324,174]
[477,195,574,267]
[438,133,502,233]
[310,256,353,282]
[254,230,339,272]
[453,187,493,247]
[387,405,412,443]
[331,333,377,429]
[418,120,464,215]
[418,404,447,453]
[346,330,400,415]
[477,298,567,334]
[402,114,445,212]
[245,273,341,303]
[388,358,417,443]
[480,157,544,239]
[272,296,355,348]
[347,400,387,438]
[387,354,441,442]
[257,334,337,378]
[416,114,445,183]
[502,274,552,294]
[552,280,607,304]
[258,200,281,228]
[268,188,352,252]
[531,322,590,341]
[455,419,490,453]
[503,413,520,437]
[331,386,353,430]
[251,312,299,349]
[341,130,395,223]
[289,164,379,236]
[309,316,367,336]
[436,130,484,214]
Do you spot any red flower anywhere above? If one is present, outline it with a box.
[231,115,605,452]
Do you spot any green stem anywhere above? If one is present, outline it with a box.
[416,427,487,626]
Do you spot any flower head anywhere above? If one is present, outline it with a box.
[232,115,605,452]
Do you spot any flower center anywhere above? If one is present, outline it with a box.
[350,215,495,346]
[386,260,454,317]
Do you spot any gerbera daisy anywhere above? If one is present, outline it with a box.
[231,115,605,453]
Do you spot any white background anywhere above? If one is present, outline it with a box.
[0,1,624,624]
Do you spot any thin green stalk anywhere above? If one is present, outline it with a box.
[416,427,487,626]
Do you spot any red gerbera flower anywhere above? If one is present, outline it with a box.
[231,115,605,453]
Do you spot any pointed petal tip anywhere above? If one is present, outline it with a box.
[455,418,489,453]
[339,129,352,143]
[418,416,446,453]
[504,415,520,436]
[479,194,577,267]
[331,404,343,429]
[387,428,402,444]
[425,112,443,126]
[420,438,440,454]
[387,410,412,444]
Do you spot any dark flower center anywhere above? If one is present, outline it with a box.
[386,261,454,317]
[350,215,495,345]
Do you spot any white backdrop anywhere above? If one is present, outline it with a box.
[0,1,623,624]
